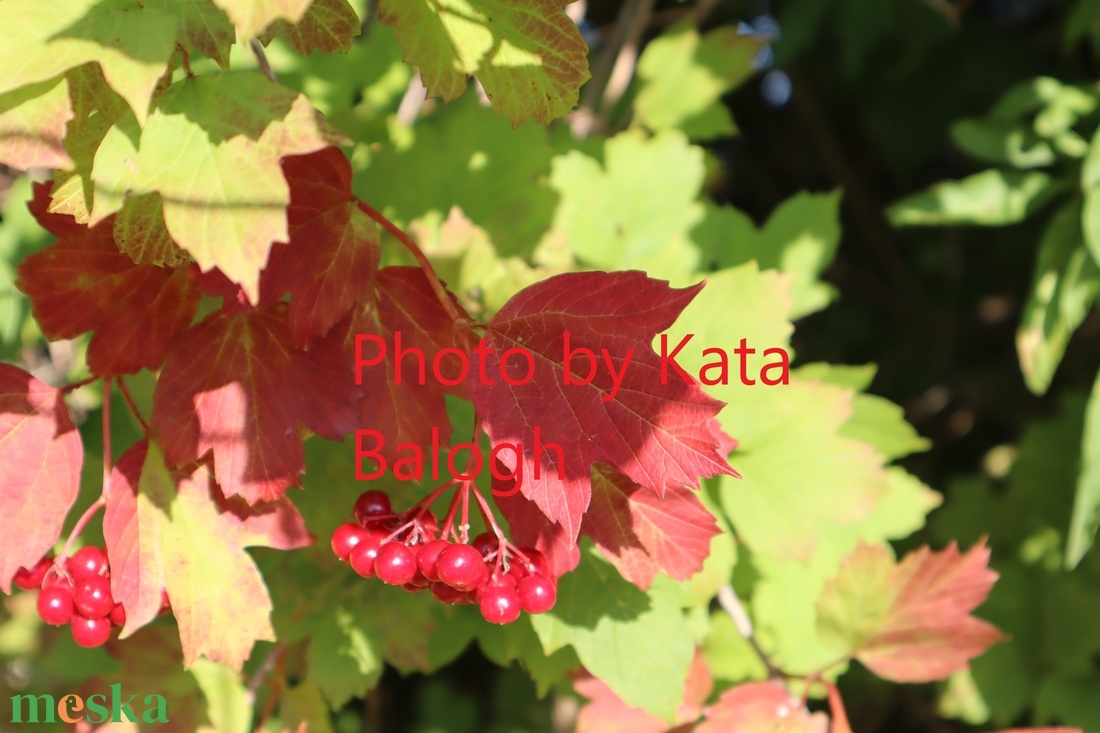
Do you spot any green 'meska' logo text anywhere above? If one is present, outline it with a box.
[10,684,168,724]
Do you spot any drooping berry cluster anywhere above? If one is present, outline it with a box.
[12,546,167,648]
[331,490,557,624]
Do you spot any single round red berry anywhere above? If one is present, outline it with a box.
[69,546,109,582]
[74,576,114,619]
[331,523,370,562]
[349,533,386,578]
[418,511,439,537]
[353,491,392,525]
[109,603,126,627]
[518,575,556,614]
[470,533,495,558]
[437,544,488,591]
[37,585,75,626]
[13,556,52,590]
[375,543,417,585]
[71,615,112,648]
[416,539,451,582]
[429,582,473,605]
[406,568,431,588]
[479,584,521,624]
[516,547,549,578]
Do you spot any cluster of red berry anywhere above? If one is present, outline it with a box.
[12,547,166,648]
[331,491,557,624]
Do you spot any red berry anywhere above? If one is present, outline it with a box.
[416,539,451,582]
[375,543,417,585]
[518,575,556,614]
[429,582,473,605]
[71,615,112,648]
[470,533,495,558]
[406,569,431,588]
[418,511,439,537]
[37,585,75,626]
[69,546,109,582]
[516,547,549,578]
[74,576,114,619]
[109,603,126,627]
[13,556,52,590]
[353,491,392,525]
[348,533,386,578]
[437,544,488,591]
[331,523,370,561]
[479,584,521,624]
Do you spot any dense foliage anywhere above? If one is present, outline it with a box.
[0,0,1098,732]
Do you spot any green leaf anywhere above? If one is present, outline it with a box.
[306,601,385,708]
[633,21,762,140]
[211,0,312,41]
[950,118,1055,168]
[190,659,253,733]
[0,78,73,170]
[1066,369,1100,567]
[91,71,344,303]
[1018,201,1100,395]
[376,0,590,126]
[695,191,842,317]
[145,0,236,69]
[281,681,335,733]
[0,0,177,126]
[548,129,705,283]
[529,544,694,722]
[888,170,1061,226]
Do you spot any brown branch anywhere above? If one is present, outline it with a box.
[250,38,277,83]
[716,584,785,680]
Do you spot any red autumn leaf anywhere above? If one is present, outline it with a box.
[0,365,82,593]
[574,649,712,733]
[150,303,359,503]
[467,271,737,542]
[103,440,312,668]
[16,182,200,376]
[582,464,720,590]
[816,540,1005,683]
[696,681,830,733]
[264,147,380,347]
[494,467,579,579]
[343,266,467,465]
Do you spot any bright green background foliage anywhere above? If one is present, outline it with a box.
[0,0,1098,732]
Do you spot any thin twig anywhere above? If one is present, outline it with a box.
[826,682,854,733]
[61,375,97,393]
[246,644,283,700]
[571,0,646,138]
[597,0,656,125]
[716,584,784,680]
[250,38,277,83]
[118,378,150,435]
[396,71,427,125]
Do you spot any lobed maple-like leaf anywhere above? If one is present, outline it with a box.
[0,78,74,170]
[468,271,737,543]
[91,72,346,304]
[376,0,591,126]
[265,147,380,347]
[816,540,1005,683]
[16,183,200,376]
[104,441,312,668]
[0,0,176,126]
[145,0,236,69]
[211,0,312,41]
[581,464,720,590]
[573,649,712,733]
[342,266,466,465]
[695,681,830,733]
[151,303,359,503]
[259,0,361,56]
[0,365,82,594]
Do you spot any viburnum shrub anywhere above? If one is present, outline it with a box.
[0,0,1083,730]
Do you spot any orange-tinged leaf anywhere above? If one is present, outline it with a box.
[17,182,200,376]
[816,540,1005,683]
[574,649,712,733]
[103,440,312,668]
[0,365,82,594]
[696,681,830,733]
[259,0,361,55]
[151,303,360,503]
[212,0,313,40]
[469,271,737,543]
[0,77,73,170]
[582,464,720,590]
